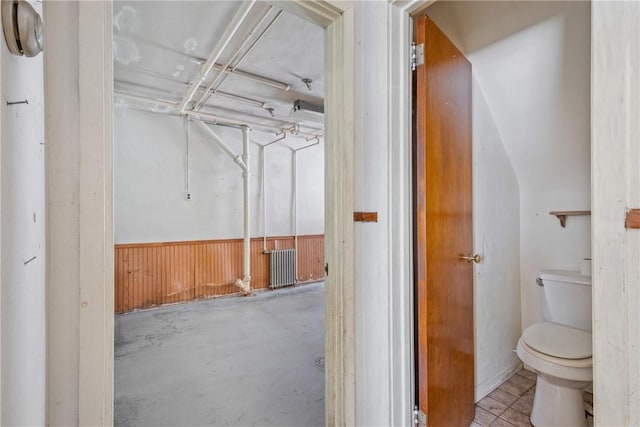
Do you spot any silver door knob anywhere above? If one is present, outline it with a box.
[459,254,481,264]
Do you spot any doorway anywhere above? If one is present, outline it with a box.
[112,2,326,425]
[44,2,415,425]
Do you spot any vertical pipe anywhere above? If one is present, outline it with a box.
[262,146,267,252]
[293,150,298,282]
[242,126,251,289]
[184,118,191,199]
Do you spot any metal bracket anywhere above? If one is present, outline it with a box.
[411,42,424,71]
[413,406,427,427]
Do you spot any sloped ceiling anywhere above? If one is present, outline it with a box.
[113,1,324,142]
[427,1,591,195]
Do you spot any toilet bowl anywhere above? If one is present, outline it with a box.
[516,270,593,426]
[516,322,592,426]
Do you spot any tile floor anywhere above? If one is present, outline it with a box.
[471,369,594,427]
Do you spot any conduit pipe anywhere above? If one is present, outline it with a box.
[242,126,251,286]
[193,6,276,111]
[290,138,322,280]
[178,0,256,113]
[194,122,252,295]
[259,133,287,253]
[193,120,247,172]
[114,38,291,91]
[115,91,323,139]
[195,9,285,110]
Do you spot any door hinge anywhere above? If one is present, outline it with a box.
[413,406,427,427]
[411,41,424,71]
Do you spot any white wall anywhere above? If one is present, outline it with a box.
[352,3,391,424]
[428,2,591,335]
[471,79,522,398]
[592,2,640,425]
[0,1,46,424]
[114,108,324,244]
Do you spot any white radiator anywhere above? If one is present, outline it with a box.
[270,249,296,288]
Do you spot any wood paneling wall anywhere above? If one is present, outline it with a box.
[115,235,325,313]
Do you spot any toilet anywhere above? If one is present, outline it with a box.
[516,269,592,426]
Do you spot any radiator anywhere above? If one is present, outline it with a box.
[270,249,296,288]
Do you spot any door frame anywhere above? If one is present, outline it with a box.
[44,0,421,425]
[43,0,638,425]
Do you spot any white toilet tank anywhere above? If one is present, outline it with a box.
[539,269,592,332]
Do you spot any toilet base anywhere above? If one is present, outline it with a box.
[531,374,588,427]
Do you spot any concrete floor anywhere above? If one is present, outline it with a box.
[115,282,325,427]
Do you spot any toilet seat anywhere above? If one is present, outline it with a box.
[522,322,592,360]
[517,324,592,383]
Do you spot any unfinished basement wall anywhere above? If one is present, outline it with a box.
[0,1,46,423]
[114,108,323,243]
[113,108,324,309]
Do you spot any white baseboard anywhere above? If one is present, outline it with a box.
[475,359,523,402]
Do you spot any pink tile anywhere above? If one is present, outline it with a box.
[500,378,532,397]
[474,407,498,427]
[509,374,536,390]
[510,398,533,416]
[522,387,535,403]
[516,369,537,381]
[477,396,508,416]
[490,418,516,427]
[489,388,518,406]
[501,408,533,427]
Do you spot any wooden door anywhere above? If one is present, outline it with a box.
[414,15,474,427]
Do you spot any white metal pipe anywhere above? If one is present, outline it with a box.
[184,118,191,199]
[220,66,290,91]
[115,91,322,138]
[263,133,286,148]
[292,150,298,282]
[261,146,267,253]
[259,133,286,253]
[114,42,291,91]
[194,6,275,110]
[198,10,285,109]
[215,91,265,108]
[293,137,322,152]
[194,120,247,172]
[230,10,283,75]
[242,126,251,288]
[178,0,256,113]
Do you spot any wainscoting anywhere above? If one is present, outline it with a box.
[115,235,325,313]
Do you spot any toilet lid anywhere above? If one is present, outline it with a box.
[522,323,592,360]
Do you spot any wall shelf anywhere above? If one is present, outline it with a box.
[549,210,591,228]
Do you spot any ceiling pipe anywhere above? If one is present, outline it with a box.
[178,0,256,113]
[219,65,290,91]
[115,91,323,138]
[193,120,247,172]
[193,6,276,111]
[114,37,291,91]
[195,9,285,110]
[115,74,267,109]
[293,136,322,152]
